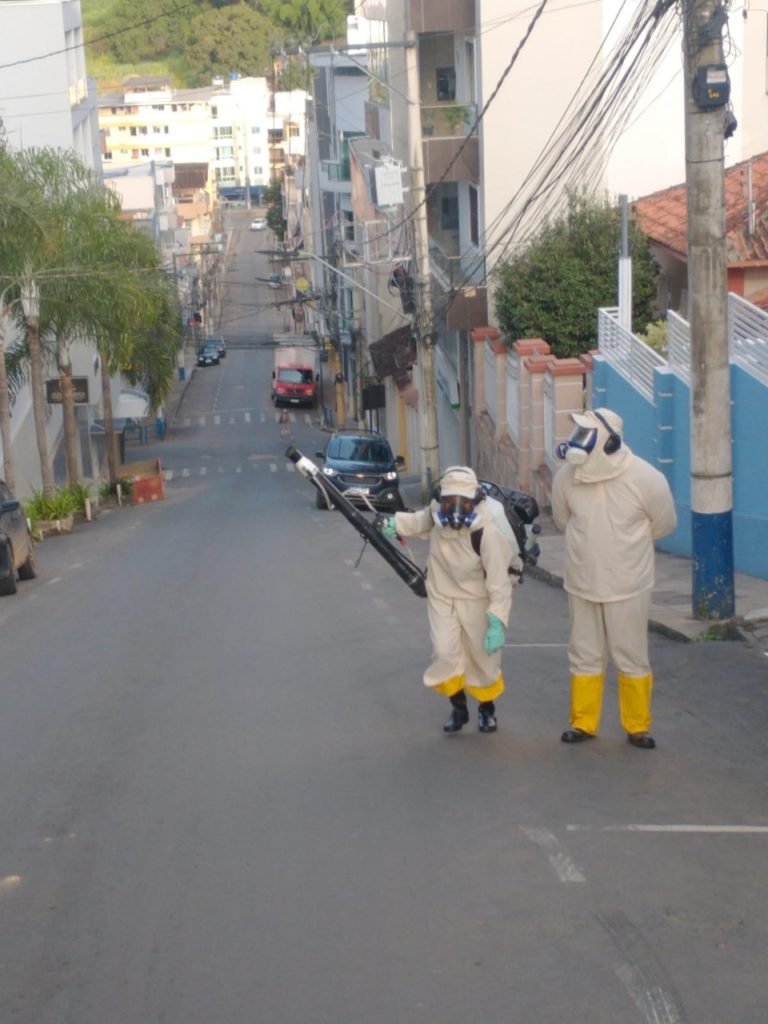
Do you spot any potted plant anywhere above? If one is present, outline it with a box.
[443,105,470,134]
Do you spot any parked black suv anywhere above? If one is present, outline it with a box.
[315,430,405,511]
[0,480,37,596]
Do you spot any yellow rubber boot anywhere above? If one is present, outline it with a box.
[618,673,653,735]
[569,674,605,736]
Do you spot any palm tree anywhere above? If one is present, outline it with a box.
[0,147,52,491]
[2,148,182,492]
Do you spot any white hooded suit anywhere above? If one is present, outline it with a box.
[393,468,516,702]
[551,409,677,737]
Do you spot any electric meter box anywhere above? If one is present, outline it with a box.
[692,64,730,109]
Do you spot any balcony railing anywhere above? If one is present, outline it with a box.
[421,103,476,139]
[428,242,484,289]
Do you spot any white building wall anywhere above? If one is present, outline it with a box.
[0,0,99,169]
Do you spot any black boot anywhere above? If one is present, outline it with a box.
[478,700,497,733]
[443,692,469,733]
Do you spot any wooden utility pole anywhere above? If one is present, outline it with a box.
[405,31,440,501]
[683,0,735,619]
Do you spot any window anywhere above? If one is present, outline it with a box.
[140,148,149,156]
[436,67,456,102]
[441,195,459,231]
[153,126,162,134]
[164,148,171,157]
[130,127,137,136]
[469,185,479,246]
[211,105,218,118]
[251,125,261,133]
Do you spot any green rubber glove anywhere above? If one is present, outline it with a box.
[484,612,505,654]
[379,516,399,541]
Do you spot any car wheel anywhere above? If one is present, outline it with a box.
[18,536,37,580]
[0,539,17,596]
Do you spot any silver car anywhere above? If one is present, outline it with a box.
[0,480,37,596]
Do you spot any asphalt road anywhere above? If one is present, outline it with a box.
[1,217,767,1023]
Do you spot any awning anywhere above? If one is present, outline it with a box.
[114,389,150,419]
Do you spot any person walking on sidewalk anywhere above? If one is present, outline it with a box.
[551,408,677,749]
[378,466,518,734]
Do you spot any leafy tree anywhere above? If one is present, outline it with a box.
[264,178,287,241]
[258,0,350,40]
[0,143,53,491]
[493,190,659,358]
[181,4,275,85]
[1,147,182,493]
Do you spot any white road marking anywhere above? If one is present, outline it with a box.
[46,577,61,585]
[200,467,207,476]
[183,418,191,426]
[269,463,277,472]
[230,417,236,424]
[567,824,768,834]
[286,463,294,472]
[198,417,205,426]
[163,469,174,481]
[521,827,586,883]
[182,469,190,478]
[214,415,221,425]
[360,581,373,591]
[245,412,251,423]
[236,466,242,474]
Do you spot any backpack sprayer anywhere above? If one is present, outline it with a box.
[286,445,428,598]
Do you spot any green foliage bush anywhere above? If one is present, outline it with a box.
[24,487,78,524]
[494,190,659,358]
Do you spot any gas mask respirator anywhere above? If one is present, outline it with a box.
[437,494,478,530]
[554,426,598,466]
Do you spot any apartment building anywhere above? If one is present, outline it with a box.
[0,0,101,167]
[99,77,302,205]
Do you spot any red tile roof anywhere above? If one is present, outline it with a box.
[633,151,768,264]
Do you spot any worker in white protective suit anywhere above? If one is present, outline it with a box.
[551,408,677,749]
[379,466,519,734]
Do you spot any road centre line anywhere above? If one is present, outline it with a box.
[567,824,768,833]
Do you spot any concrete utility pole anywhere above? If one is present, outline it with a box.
[618,194,632,332]
[683,0,735,619]
[405,31,440,501]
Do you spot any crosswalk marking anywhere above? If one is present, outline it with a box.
[245,412,251,423]
[161,460,311,482]
[172,409,321,430]
[214,415,221,425]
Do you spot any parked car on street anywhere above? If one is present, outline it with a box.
[206,335,226,359]
[0,480,37,596]
[250,217,267,231]
[314,430,405,511]
[197,343,220,367]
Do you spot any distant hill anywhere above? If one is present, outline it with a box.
[81,0,350,92]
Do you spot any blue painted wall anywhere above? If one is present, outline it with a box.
[592,355,767,579]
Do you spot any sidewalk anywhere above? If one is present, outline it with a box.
[530,511,768,651]
[399,476,768,652]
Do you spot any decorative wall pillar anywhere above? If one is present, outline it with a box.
[513,339,551,491]
[544,357,586,475]
[470,326,499,414]
[525,353,554,481]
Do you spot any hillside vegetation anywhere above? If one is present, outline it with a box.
[82,0,351,90]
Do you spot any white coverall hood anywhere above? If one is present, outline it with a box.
[568,408,632,483]
[430,466,481,530]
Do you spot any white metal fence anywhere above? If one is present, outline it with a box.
[596,307,665,399]
[605,296,768,385]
